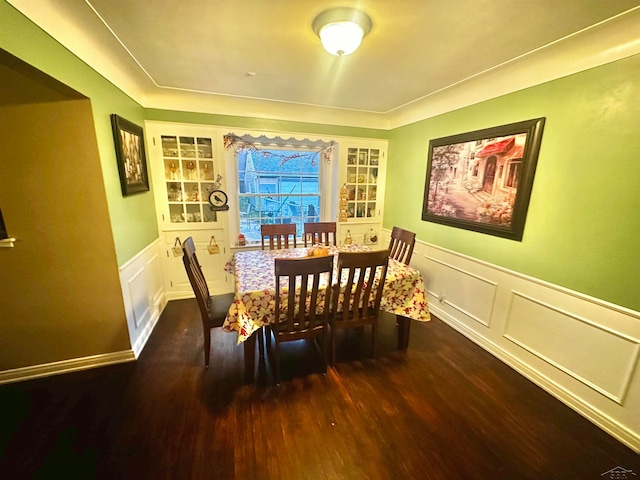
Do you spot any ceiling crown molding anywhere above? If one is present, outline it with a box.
[7,1,640,130]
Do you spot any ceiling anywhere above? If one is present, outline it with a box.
[7,0,640,128]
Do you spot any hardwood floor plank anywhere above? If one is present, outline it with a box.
[0,298,637,479]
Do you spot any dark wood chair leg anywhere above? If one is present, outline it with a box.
[264,326,271,352]
[397,315,411,350]
[371,322,377,359]
[258,329,265,360]
[257,329,267,383]
[321,329,328,374]
[331,324,337,366]
[244,333,257,384]
[204,328,211,368]
[274,339,281,386]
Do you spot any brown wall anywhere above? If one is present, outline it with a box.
[0,58,131,370]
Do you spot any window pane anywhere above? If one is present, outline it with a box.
[237,148,321,243]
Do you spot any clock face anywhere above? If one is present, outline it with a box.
[208,189,228,207]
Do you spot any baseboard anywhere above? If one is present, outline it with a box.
[429,304,640,454]
[0,350,136,386]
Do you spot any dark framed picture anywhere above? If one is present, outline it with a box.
[422,117,545,241]
[110,114,149,196]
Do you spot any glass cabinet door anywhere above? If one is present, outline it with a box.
[162,135,218,224]
[345,147,379,219]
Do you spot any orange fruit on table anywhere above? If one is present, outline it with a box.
[307,246,329,257]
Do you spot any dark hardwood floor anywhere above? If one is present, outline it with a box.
[1,299,638,479]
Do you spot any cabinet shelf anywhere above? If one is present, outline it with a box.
[161,135,219,225]
[338,144,385,233]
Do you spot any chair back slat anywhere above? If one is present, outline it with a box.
[333,250,390,326]
[308,272,321,325]
[286,274,298,330]
[303,222,337,247]
[261,223,297,250]
[388,226,416,265]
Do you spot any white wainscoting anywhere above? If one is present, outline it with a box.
[119,238,167,358]
[380,229,640,453]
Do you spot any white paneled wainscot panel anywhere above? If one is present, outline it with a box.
[421,255,497,327]
[379,229,640,453]
[119,239,167,358]
[504,292,639,405]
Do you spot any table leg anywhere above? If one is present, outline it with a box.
[396,315,411,350]
[243,333,256,384]
[243,329,267,384]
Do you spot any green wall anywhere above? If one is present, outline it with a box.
[3,0,638,313]
[1,0,157,265]
[385,54,640,312]
[1,0,388,267]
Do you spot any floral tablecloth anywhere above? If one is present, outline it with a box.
[223,244,431,343]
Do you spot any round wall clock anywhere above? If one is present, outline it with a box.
[208,189,229,210]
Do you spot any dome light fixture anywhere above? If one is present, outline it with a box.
[312,7,372,56]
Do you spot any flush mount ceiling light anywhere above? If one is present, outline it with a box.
[312,7,372,56]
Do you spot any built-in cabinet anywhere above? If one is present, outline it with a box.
[337,140,387,246]
[160,135,219,225]
[344,146,380,220]
[145,122,387,298]
[146,122,232,298]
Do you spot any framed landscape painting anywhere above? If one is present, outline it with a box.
[110,114,149,196]
[421,118,545,241]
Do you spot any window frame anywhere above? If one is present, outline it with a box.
[237,147,322,243]
[225,132,337,246]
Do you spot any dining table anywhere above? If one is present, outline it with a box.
[223,243,431,383]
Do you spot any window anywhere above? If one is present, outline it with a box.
[505,159,522,188]
[237,148,322,243]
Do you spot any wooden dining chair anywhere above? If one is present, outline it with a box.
[261,223,297,250]
[271,255,334,385]
[388,227,416,338]
[330,249,390,365]
[389,226,416,265]
[182,237,235,368]
[303,221,337,247]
